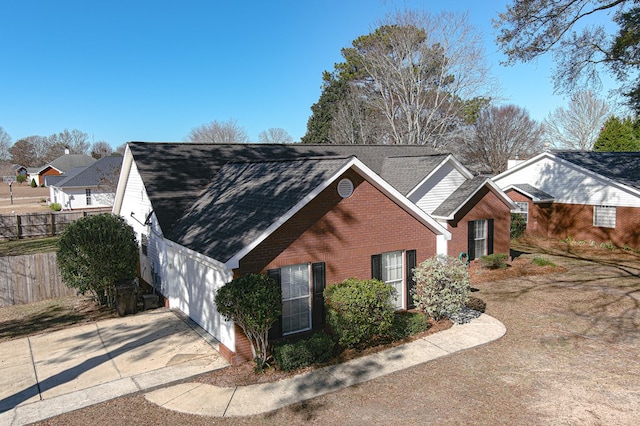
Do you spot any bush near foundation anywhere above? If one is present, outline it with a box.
[272,332,336,371]
[324,278,395,349]
[413,255,470,321]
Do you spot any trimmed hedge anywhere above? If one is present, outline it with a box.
[272,333,336,371]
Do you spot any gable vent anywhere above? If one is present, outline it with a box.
[337,178,354,198]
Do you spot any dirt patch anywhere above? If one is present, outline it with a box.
[0,184,50,214]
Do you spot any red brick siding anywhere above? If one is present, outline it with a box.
[238,169,438,282]
[446,187,512,258]
[505,190,640,247]
[229,170,440,363]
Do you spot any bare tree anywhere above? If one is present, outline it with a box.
[460,104,544,174]
[329,85,388,144]
[0,125,11,161]
[258,128,294,143]
[91,141,113,158]
[343,10,494,147]
[543,91,611,150]
[185,119,249,143]
[48,129,91,154]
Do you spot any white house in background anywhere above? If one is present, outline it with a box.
[48,156,122,210]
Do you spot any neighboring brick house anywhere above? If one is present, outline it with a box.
[114,142,512,363]
[493,151,640,248]
[27,150,96,186]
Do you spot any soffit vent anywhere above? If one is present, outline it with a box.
[337,178,354,198]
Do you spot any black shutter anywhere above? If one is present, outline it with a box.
[467,221,475,260]
[311,262,326,330]
[267,268,282,339]
[487,219,494,255]
[405,250,417,309]
[371,254,382,280]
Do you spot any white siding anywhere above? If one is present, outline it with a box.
[118,161,162,288]
[164,242,235,351]
[409,162,467,214]
[52,187,115,210]
[495,157,640,208]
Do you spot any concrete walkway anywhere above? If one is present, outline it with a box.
[145,313,506,417]
[0,309,229,426]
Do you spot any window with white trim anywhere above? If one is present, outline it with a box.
[514,201,529,224]
[280,263,311,335]
[382,251,404,310]
[85,188,92,206]
[594,205,616,228]
[474,219,488,258]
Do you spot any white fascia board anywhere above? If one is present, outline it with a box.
[431,179,518,221]
[113,144,133,215]
[501,184,555,203]
[406,154,474,198]
[225,157,451,269]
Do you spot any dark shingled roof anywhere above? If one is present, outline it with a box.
[169,157,351,262]
[54,156,122,188]
[509,183,554,202]
[553,151,640,191]
[431,176,489,218]
[46,154,96,173]
[380,155,448,195]
[127,142,440,232]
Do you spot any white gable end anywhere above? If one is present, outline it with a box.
[495,156,640,208]
[408,161,467,214]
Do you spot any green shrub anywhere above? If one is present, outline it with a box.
[390,311,431,340]
[16,174,27,184]
[215,273,282,371]
[413,255,471,321]
[57,214,138,307]
[324,278,395,349]
[531,256,556,267]
[50,202,62,211]
[510,213,526,239]
[272,332,336,371]
[30,178,37,188]
[478,253,509,270]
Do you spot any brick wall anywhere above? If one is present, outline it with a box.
[238,169,438,282]
[446,187,512,258]
[505,189,640,247]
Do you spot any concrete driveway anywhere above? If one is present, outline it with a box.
[0,308,229,425]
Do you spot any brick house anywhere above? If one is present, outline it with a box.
[493,151,640,248]
[114,142,512,363]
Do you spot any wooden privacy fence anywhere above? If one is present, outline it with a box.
[0,252,75,306]
[0,208,111,240]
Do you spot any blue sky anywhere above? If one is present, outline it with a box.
[0,0,617,148]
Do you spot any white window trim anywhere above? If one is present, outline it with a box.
[381,250,405,310]
[593,205,616,228]
[474,219,488,258]
[514,201,529,224]
[281,263,312,336]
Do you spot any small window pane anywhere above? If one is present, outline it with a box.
[594,205,616,228]
[474,219,487,258]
